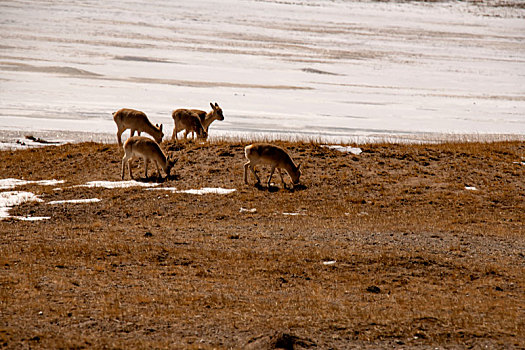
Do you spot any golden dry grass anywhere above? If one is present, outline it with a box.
[0,140,524,349]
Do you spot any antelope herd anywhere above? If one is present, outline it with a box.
[113,102,302,189]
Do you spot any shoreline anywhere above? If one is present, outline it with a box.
[1,128,524,151]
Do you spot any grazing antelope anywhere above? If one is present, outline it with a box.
[121,136,176,180]
[244,143,301,189]
[171,109,207,141]
[113,108,164,146]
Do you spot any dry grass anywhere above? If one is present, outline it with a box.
[0,139,524,349]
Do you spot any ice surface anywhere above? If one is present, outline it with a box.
[0,137,69,150]
[0,0,523,145]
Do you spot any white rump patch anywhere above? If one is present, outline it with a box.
[322,145,362,155]
[0,178,65,190]
[48,198,101,205]
[76,180,160,189]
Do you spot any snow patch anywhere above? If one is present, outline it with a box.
[48,198,101,205]
[0,178,65,190]
[0,191,43,208]
[147,187,178,192]
[0,191,44,220]
[148,187,236,195]
[75,181,160,189]
[465,186,478,191]
[13,216,50,221]
[322,145,362,155]
[176,188,236,195]
[240,207,257,213]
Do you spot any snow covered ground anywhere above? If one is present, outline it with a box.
[0,0,524,146]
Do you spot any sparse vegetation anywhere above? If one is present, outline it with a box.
[1,140,524,349]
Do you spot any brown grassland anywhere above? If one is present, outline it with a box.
[0,139,524,349]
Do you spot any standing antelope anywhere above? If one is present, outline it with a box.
[113,108,164,146]
[172,102,224,140]
[191,102,225,138]
[121,136,176,180]
[171,109,207,142]
[244,143,301,189]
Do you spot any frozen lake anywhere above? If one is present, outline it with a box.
[1,0,524,146]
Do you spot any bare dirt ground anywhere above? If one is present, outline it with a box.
[1,139,524,349]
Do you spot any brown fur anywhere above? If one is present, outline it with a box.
[113,108,164,146]
[244,143,301,189]
[121,136,175,179]
[173,102,224,140]
[190,102,224,138]
[171,109,207,141]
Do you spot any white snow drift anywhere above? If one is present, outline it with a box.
[0,191,44,220]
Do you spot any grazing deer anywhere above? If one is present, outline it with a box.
[113,108,164,146]
[244,143,301,189]
[121,136,176,180]
[171,109,207,141]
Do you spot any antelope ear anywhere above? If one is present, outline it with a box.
[210,102,215,110]
[160,124,163,131]
[215,102,219,107]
